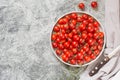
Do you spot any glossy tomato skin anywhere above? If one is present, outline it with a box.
[91,1,98,8]
[62,54,68,62]
[78,3,85,10]
[71,13,78,19]
[56,49,61,55]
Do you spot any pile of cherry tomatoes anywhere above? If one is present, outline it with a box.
[51,12,104,65]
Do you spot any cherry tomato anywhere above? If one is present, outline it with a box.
[77,52,83,60]
[79,38,85,44]
[51,34,57,41]
[77,60,84,65]
[59,33,65,40]
[77,16,83,22]
[81,33,87,39]
[56,38,61,43]
[65,51,71,58]
[88,38,94,46]
[84,56,91,62]
[78,3,85,10]
[87,24,94,32]
[88,33,93,38]
[63,25,69,30]
[83,20,88,25]
[64,42,70,48]
[83,45,89,52]
[98,32,104,38]
[58,43,64,50]
[98,39,104,45]
[91,1,98,8]
[72,41,79,48]
[82,14,88,20]
[98,45,103,50]
[59,25,64,30]
[69,23,75,30]
[71,19,77,25]
[72,29,78,35]
[72,48,78,54]
[52,42,58,48]
[94,49,100,55]
[71,13,77,19]
[53,26,60,32]
[62,54,68,62]
[90,54,96,59]
[88,17,94,23]
[56,49,61,55]
[73,35,80,41]
[93,32,99,39]
[87,50,92,55]
[79,24,86,31]
[65,15,71,21]
[94,21,99,27]
[94,27,99,32]
[70,59,76,65]
[68,32,73,38]
[91,45,97,50]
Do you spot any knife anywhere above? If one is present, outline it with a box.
[89,45,120,76]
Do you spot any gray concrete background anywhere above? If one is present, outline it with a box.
[0,0,104,80]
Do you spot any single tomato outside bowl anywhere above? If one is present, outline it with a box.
[50,11,106,67]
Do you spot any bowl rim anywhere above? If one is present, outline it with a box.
[50,11,106,67]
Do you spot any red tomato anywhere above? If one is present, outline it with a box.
[72,29,78,35]
[65,51,71,58]
[82,14,88,20]
[71,13,77,19]
[79,24,86,31]
[79,38,85,44]
[63,49,67,53]
[59,25,64,30]
[93,33,99,39]
[83,45,89,52]
[51,34,57,41]
[62,54,68,62]
[64,42,70,48]
[84,56,91,62]
[56,49,61,55]
[98,45,103,50]
[94,27,99,32]
[69,23,75,30]
[56,38,61,43]
[90,54,96,59]
[77,52,83,60]
[77,60,84,65]
[70,59,76,65]
[64,25,69,30]
[78,3,85,10]
[72,48,78,54]
[91,45,97,50]
[58,43,64,50]
[71,19,77,25]
[88,33,93,38]
[98,32,104,38]
[83,20,88,25]
[65,15,71,21]
[59,33,65,40]
[88,17,93,23]
[88,38,94,46]
[94,49,100,55]
[72,41,79,48]
[68,32,73,38]
[94,21,99,27]
[81,33,87,39]
[87,50,92,55]
[87,24,94,32]
[58,18,67,24]
[53,26,60,32]
[52,42,58,48]
[98,39,104,45]
[91,1,98,8]
[77,16,83,22]
[73,35,80,41]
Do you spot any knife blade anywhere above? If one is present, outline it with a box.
[89,45,120,76]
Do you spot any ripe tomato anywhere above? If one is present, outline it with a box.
[77,16,83,22]
[82,14,88,20]
[56,49,61,55]
[84,56,91,62]
[87,50,92,55]
[70,59,76,65]
[58,18,67,24]
[91,1,98,8]
[52,42,58,48]
[83,20,88,25]
[71,19,77,25]
[72,29,78,35]
[88,38,94,46]
[72,41,79,48]
[53,26,60,32]
[88,33,93,38]
[77,52,83,60]
[98,45,103,50]
[87,24,94,32]
[77,60,84,65]
[58,43,64,50]
[68,32,73,38]
[78,3,85,10]
[63,24,69,30]
[79,24,86,31]
[51,34,57,41]
[62,54,68,62]
[98,32,104,38]
[65,51,71,58]
[64,42,70,48]
[79,38,85,44]
[59,33,65,40]
[91,45,97,50]
[72,48,78,54]
[73,35,80,41]
[71,13,77,19]
[94,21,99,27]
[56,38,61,43]
[83,45,89,52]
[90,54,96,59]
[98,39,104,45]
[94,49,100,55]
[81,33,87,39]
[93,32,99,39]
[88,17,93,23]
[69,23,75,30]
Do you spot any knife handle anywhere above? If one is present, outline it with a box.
[89,56,110,76]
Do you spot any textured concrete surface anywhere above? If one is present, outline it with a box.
[0,0,104,80]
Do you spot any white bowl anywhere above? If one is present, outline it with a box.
[50,11,106,67]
